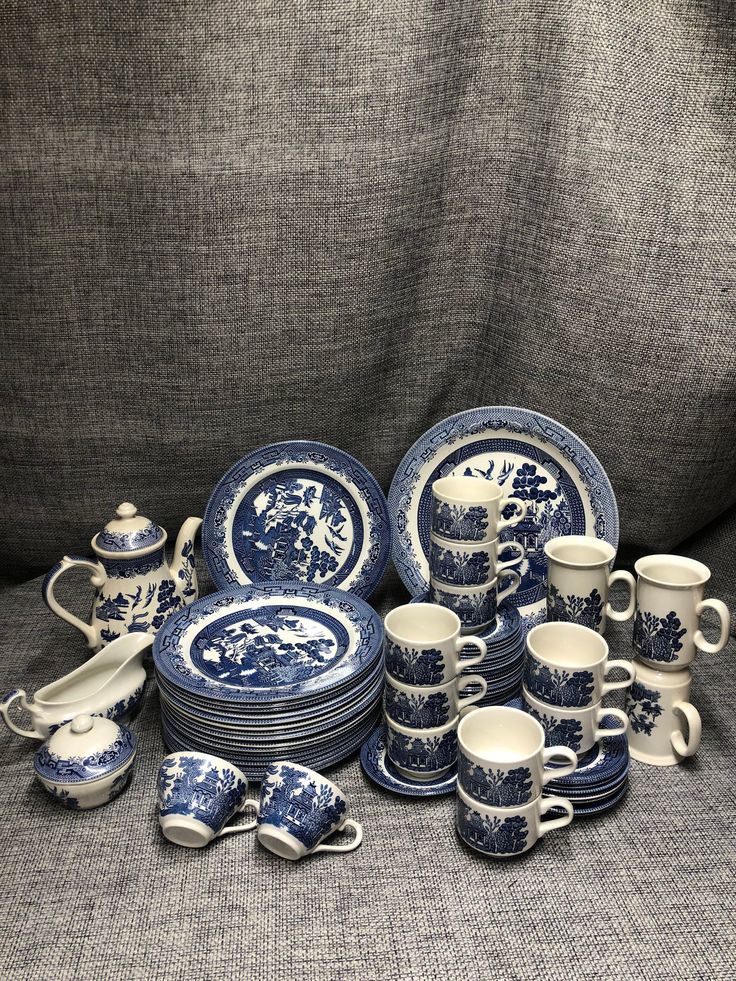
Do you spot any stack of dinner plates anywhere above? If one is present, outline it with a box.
[153,583,384,780]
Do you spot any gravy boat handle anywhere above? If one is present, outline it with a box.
[0,689,39,738]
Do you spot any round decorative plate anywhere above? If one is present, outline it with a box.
[203,441,391,598]
[152,582,383,704]
[388,407,619,626]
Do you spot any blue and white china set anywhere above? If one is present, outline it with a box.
[3,408,730,860]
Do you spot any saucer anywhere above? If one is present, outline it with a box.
[360,727,457,797]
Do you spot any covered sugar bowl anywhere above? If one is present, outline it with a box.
[34,714,137,810]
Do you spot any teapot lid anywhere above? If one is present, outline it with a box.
[34,715,136,785]
[93,503,165,556]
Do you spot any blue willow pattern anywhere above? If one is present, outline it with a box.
[387,728,457,773]
[429,541,491,587]
[431,500,489,542]
[34,727,136,783]
[158,755,247,832]
[384,687,451,728]
[260,763,346,850]
[384,640,445,686]
[456,798,529,854]
[625,681,663,736]
[546,584,604,631]
[525,706,584,752]
[634,610,687,663]
[429,585,496,628]
[460,759,534,806]
[524,660,596,708]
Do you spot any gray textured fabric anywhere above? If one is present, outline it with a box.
[0,578,735,980]
[1,0,736,582]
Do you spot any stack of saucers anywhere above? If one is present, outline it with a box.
[152,583,384,780]
[411,596,525,706]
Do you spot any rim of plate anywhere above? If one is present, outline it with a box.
[202,440,391,598]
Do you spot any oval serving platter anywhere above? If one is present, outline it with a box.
[388,407,619,627]
[203,441,391,598]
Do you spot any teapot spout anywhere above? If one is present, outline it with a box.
[171,516,203,604]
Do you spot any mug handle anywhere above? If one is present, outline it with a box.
[42,555,106,650]
[601,659,637,696]
[498,498,528,532]
[497,540,525,573]
[454,635,487,669]
[694,598,730,654]
[457,674,488,710]
[496,569,521,604]
[0,689,38,738]
[670,702,702,758]
[538,795,574,835]
[606,570,636,622]
[216,798,260,836]
[312,818,363,854]
[541,745,578,784]
[593,707,629,742]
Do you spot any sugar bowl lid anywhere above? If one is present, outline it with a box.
[93,502,165,556]
[34,715,137,785]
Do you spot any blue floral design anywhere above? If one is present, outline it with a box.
[384,687,451,728]
[259,762,347,850]
[158,755,246,833]
[48,786,81,810]
[431,500,489,542]
[547,584,604,631]
[429,541,491,587]
[456,798,528,854]
[387,728,457,773]
[429,584,496,629]
[526,706,584,752]
[384,640,445,686]
[460,759,534,806]
[35,727,136,783]
[524,660,596,708]
[626,681,663,736]
[634,610,687,663]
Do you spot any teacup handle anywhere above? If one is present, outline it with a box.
[216,798,260,836]
[496,569,521,604]
[42,555,106,650]
[606,570,636,622]
[538,795,574,836]
[601,659,637,696]
[593,707,629,742]
[671,701,702,758]
[455,635,487,669]
[541,745,578,784]
[497,540,525,573]
[0,689,38,738]
[498,498,528,532]
[694,598,730,654]
[457,674,488,710]
[312,818,363,854]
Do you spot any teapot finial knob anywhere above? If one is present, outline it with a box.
[71,715,94,734]
[116,502,138,519]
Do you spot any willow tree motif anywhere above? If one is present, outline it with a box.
[432,500,490,542]
[524,662,596,708]
[458,801,528,854]
[388,730,457,771]
[547,584,603,631]
[625,681,663,736]
[384,640,445,685]
[384,689,450,728]
[634,610,687,663]
[460,760,534,806]
[528,708,584,752]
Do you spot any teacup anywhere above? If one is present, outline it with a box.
[522,686,629,755]
[633,555,729,670]
[457,706,577,806]
[430,534,524,588]
[524,621,636,708]
[544,536,636,633]
[385,715,458,781]
[157,751,259,848]
[455,784,573,858]
[384,672,487,729]
[255,761,362,861]
[429,571,521,633]
[625,662,701,766]
[384,604,486,685]
[431,475,528,543]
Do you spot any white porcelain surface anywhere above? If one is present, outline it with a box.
[626,661,701,766]
[455,783,573,858]
[384,604,486,685]
[522,686,629,755]
[431,475,528,542]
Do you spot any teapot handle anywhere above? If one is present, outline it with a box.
[42,555,106,650]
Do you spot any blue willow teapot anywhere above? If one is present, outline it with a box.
[42,503,202,651]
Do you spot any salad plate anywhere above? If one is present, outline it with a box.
[202,441,391,598]
[389,407,619,626]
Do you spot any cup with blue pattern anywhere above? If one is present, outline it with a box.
[384,671,488,729]
[385,714,459,782]
[456,783,573,858]
[430,534,524,588]
[522,686,629,756]
[384,604,487,685]
[431,475,528,544]
[255,761,362,861]
[157,751,259,849]
[429,571,521,634]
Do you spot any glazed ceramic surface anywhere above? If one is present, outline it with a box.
[544,535,635,634]
[385,714,458,781]
[359,727,458,797]
[42,502,202,650]
[256,761,362,860]
[202,441,390,599]
[383,604,486,685]
[431,475,527,543]
[34,714,136,810]
[625,662,701,766]
[388,407,619,627]
[429,534,524,587]
[522,686,629,755]
[456,784,573,857]
[429,571,520,633]
[633,555,730,670]
[383,672,487,729]
[457,707,577,806]
[523,622,636,708]
[1,633,150,739]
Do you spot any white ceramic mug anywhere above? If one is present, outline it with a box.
[524,621,636,708]
[431,475,528,543]
[625,662,701,766]
[384,672,487,729]
[633,555,730,671]
[429,571,521,633]
[384,604,486,685]
[455,784,573,858]
[544,536,635,634]
[457,706,577,806]
[385,715,458,781]
[522,686,629,755]
[430,534,524,588]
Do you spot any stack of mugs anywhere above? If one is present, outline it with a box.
[428,475,525,635]
[625,555,729,766]
[382,603,488,783]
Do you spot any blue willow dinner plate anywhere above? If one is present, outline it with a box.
[202,441,391,598]
[152,582,383,704]
[388,407,619,626]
